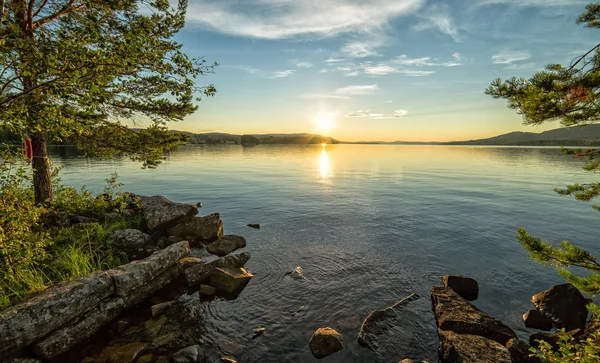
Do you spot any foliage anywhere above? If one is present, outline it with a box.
[0,0,216,202]
[533,330,600,362]
[0,149,139,309]
[487,2,600,359]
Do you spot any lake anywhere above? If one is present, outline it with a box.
[51,144,597,362]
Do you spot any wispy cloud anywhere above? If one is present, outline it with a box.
[319,68,329,73]
[270,70,296,78]
[397,70,435,76]
[326,58,347,63]
[415,4,460,42]
[364,64,399,75]
[296,61,313,68]
[346,71,360,77]
[346,109,408,118]
[477,0,586,6]
[300,93,350,99]
[374,109,409,119]
[395,53,464,67]
[492,50,531,65]
[231,65,260,74]
[335,84,380,95]
[185,0,425,39]
[504,62,538,71]
[341,39,383,58]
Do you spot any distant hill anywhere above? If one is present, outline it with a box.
[184,132,340,145]
[443,125,600,146]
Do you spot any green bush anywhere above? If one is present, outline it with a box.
[534,330,600,362]
[0,147,139,309]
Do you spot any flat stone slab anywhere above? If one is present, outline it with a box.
[439,330,512,363]
[206,235,246,257]
[34,298,125,359]
[431,287,516,345]
[108,241,190,296]
[0,271,114,359]
[209,267,253,294]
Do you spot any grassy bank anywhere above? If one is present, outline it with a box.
[0,149,139,309]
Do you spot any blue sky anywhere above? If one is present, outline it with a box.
[169,0,598,142]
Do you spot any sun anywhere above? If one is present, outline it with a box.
[315,112,336,135]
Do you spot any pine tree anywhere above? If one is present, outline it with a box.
[0,0,216,204]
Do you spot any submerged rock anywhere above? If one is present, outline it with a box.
[252,327,266,339]
[438,330,512,363]
[247,223,261,229]
[140,195,198,232]
[207,235,247,257]
[442,275,479,301]
[309,327,343,359]
[522,309,553,331]
[532,283,589,331]
[285,266,305,280]
[108,229,154,260]
[94,342,148,363]
[172,345,204,363]
[168,213,223,242]
[209,267,254,294]
[431,287,516,346]
[220,358,237,363]
[357,293,420,351]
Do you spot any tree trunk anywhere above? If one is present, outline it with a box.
[31,131,52,204]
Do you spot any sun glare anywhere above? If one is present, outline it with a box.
[315,112,336,135]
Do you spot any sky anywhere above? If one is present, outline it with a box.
[168,0,599,142]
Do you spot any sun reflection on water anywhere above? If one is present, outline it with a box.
[319,145,332,182]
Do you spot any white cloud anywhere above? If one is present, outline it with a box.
[476,0,586,6]
[341,41,380,58]
[364,64,398,75]
[415,4,460,42]
[385,100,393,103]
[326,58,347,63]
[270,70,296,78]
[296,61,313,68]
[492,50,531,65]
[398,70,435,76]
[394,53,464,67]
[346,112,367,117]
[346,71,360,77]
[319,68,329,73]
[231,65,260,74]
[335,66,353,72]
[300,93,350,99]
[334,84,380,95]
[346,109,407,118]
[374,109,409,119]
[504,62,537,71]
[185,0,425,39]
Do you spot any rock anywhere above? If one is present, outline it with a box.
[184,260,218,287]
[199,284,217,297]
[522,309,553,331]
[177,256,202,271]
[399,360,414,363]
[139,195,198,232]
[151,301,174,317]
[168,213,223,242]
[220,358,237,363]
[207,235,247,257]
[291,306,305,317]
[532,283,589,331]
[151,332,180,347]
[438,330,512,363]
[442,275,479,301]
[6,358,42,363]
[247,223,261,229]
[196,202,203,208]
[96,342,148,363]
[431,287,516,345]
[529,332,561,351]
[286,266,305,280]
[358,293,420,351]
[309,327,343,359]
[506,338,540,363]
[252,327,266,339]
[122,265,181,308]
[33,298,125,359]
[0,271,114,359]
[103,212,121,223]
[216,252,251,268]
[172,345,203,363]
[210,267,254,294]
[108,229,154,260]
[137,355,154,363]
[108,241,189,297]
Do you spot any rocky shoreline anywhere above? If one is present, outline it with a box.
[0,194,596,362]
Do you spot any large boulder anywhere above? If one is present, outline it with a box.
[209,267,253,294]
[108,229,154,260]
[522,309,553,331]
[139,196,197,232]
[532,283,589,331]
[108,241,190,297]
[168,214,223,242]
[442,275,479,301]
[431,287,516,345]
[216,252,251,268]
[357,293,420,351]
[438,330,512,363]
[206,235,246,257]
[506,338,540,363]
[309,327,343,359]
[33,298,125,359]
[0,271,114,359]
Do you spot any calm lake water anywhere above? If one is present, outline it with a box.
[51,144,597,362]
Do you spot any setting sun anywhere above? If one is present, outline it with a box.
[315,112,336,136]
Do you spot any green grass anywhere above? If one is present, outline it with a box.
[0,215,140,310]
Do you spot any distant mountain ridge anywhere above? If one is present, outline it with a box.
[442,124,600,146]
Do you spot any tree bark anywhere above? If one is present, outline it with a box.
[31,131,52,204]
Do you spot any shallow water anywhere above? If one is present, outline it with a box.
[52,144,598,362]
